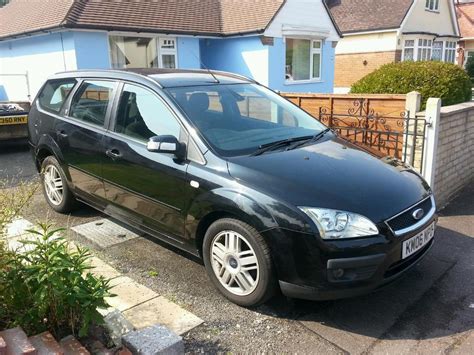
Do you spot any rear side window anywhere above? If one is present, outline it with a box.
[37,79,76,113]
[69,80,117,127]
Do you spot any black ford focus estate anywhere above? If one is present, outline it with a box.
[28,69,437,306]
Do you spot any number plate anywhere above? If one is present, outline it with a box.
[402,222,435,259]
[0,115,28,126]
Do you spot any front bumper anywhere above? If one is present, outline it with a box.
[263,215,437,301]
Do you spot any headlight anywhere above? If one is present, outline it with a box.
[299,207,379,239]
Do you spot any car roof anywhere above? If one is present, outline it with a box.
[48,68,254,88]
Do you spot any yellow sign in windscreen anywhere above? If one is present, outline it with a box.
[0,115,28,126]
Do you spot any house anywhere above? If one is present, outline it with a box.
[326,0,461,93]
[0,0,340,102]
[456,0,474,66]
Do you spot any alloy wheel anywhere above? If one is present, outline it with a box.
[43,164,64,206]
[210,230,260,296]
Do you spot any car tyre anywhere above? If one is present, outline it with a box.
[41,155,78,213]
[203,218,276,307]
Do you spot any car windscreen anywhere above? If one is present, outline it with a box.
[165,83,326,157]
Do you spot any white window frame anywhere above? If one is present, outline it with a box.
[402,40,415,61]
[402,36,459,64]
[444,41,456,63]
[108,33,178,69]
[425,0,439,12]
[285,38,323,84]
[158,38,178,69]
[417,38,432,61]
[431,40,444,61]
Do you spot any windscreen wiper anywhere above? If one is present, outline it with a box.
[289,128,332,150]
[251,135,314,156]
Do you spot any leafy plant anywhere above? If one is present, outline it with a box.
[0,181,38,233]
[0,223,113,338]
[351,61,472,109]
[466,56,474,80]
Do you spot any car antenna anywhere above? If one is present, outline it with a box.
[187,47,220,84]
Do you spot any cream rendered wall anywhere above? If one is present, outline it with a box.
[335,31,398,54]
[402,0,458,36]
[465,40,474,51]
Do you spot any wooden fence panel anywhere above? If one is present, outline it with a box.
[280,93,408,158]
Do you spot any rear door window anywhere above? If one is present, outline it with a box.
[69,80,117,127]
[37,79,77,113]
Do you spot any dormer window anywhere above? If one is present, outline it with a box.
[425,0,439,12]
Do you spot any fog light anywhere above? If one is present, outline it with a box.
[332,268,345,279]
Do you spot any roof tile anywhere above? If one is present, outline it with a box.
[456,3,474,39]
[326,0,413,34]
[0,0,284,39]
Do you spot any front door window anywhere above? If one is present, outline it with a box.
[115,84,181,141]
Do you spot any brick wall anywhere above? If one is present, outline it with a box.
[433,102,474,208]
[334,51,400,88]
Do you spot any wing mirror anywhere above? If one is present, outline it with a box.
[147,135,185,159]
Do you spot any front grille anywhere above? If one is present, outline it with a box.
[386,197,433,233]
[384,239,433,278]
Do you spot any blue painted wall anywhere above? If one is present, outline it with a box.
[200,36,268,84]
[177,37,201,69]
[73,31,110,69]
[268,38,335,93]
[0,32,76,101]
[201,36,335,93]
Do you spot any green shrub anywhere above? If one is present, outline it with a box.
[0,224,113,337]
[0,181,38,232]
[351,61,472,109]
[466,56,474,80]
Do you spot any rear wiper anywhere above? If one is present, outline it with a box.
[251,135,314,156]
[289,128,332,150]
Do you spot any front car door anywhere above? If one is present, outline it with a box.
[55,79,117,208]
[101,82,189,245]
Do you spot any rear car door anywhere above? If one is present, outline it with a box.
[55,79,117,207]
[101,82,189,244]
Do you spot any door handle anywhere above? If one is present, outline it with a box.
[106,149,122,160]
[56,130,68,138]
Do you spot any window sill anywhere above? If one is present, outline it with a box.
[284,79,323,85]
[424,9,440,13]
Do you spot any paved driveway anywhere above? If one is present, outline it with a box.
[2,143,473,354]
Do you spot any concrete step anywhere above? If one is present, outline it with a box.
[0,327,37,355]
[58,336,89,355]
[28,332,63,355]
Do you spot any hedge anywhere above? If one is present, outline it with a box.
[466,56,474,80]
[350,61,472,109]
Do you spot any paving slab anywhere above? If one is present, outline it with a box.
[71,218,139,249]
[122,324,183,355]
[105,276,159,312]
[88,256,122,279]
[4,217,34,238]
[6,225,67,253]
[298,252,453,354]
[123,296,203,335]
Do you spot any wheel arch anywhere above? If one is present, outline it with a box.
[187,188,279,257]
[34,135,68,177]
